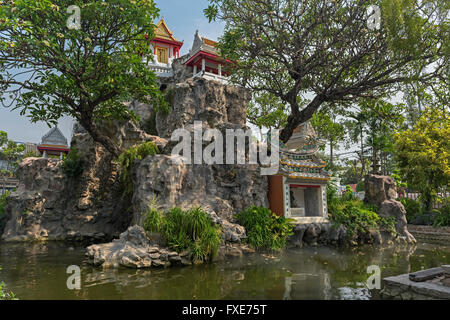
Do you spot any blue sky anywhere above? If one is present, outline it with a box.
[0,0,224,144]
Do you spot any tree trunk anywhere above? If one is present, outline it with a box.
[280,95,324,143]
[79,118,122,158]
[329,142,334,168]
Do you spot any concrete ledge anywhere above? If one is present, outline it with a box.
[293,217,329,224]
[382,273,450,300]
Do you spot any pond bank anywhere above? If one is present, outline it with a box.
[1,241,449,300]
[407,225,450,244]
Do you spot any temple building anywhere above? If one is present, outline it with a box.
[146,19,184,77]
[268,122,331,223]
[37,127,69,159]
[183,30,232,83]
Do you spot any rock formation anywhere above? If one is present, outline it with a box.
[365,174,416,244]
[1,77,266,245]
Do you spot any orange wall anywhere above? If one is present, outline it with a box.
[268,175,284,216]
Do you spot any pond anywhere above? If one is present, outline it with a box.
[0,242,449,300]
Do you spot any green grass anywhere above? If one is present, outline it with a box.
[235,206,295,251]
[143,207,222,263]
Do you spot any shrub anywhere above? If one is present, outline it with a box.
[433,202,450,227]
[118,142,159,195]
[143,207,222,263]
[0,191,10,233]
[399,197,422,223]
[61,147,84,178]
[235,206,295,251]
[341,185,355,202]
[327,185,397,239]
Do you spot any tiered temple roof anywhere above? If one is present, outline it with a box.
[276,122,331,181]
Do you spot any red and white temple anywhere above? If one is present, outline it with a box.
[146,19,184,77]
[147,19,232,83]
[183,30,233,83]
[37,127,69,160]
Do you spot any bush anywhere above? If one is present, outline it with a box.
[61,147,84,178]
[399,197,422,223]
[118,142,159,195]
[0,191,10,233]
[327,185,397,239]
[235,206,295,251]
[433,202,450,227]
[143,207,222,263]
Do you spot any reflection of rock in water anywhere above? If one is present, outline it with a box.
[338,287,371,300]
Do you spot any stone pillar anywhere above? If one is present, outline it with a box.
[193,65,197,76]
[59,152,63,160]
[202,58,205,72]
[218,64,222,77]
[43,151,47,159]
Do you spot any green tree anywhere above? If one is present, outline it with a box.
[311,108,345,169]
[344,99,404,175]
[247,92,289,132]
[0,131,24,193]
[205,0,448,143]
[394,108,449,213]
[0,0,165,158]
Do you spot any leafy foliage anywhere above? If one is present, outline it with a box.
[247,92,289,130]
[311,108,345,169]
[395,108,449,212]
[0,191,10,233]
[235,206,295,251]
[399,197,422,223]
[118,142,159,195]
[0,0,166,157]
[205,0,447,143]
[143,207,222,263]
[327,184,397,239]
[433,202,450,227]
[61,147,84,178]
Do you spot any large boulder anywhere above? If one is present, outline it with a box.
[379,200,416,243]
[86,225,186,268]
[0,120,155,242]
[131,153,268,225]
[155,78,250,139]
[364,174,416,244]
[365,174,398,204]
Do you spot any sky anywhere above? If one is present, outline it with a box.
[0,0,224,144]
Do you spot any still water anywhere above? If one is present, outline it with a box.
[0,242,449,300]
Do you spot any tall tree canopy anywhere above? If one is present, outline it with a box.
[0,0,164,157]
[395,108,449,212]
[205,0,449,143]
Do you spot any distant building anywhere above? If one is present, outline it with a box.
[23,142,39,156]
[146,19,232,83]
[145,18,184,78]
[184,30,232,83]
[37,127,69,159]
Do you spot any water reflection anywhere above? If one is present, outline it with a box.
[0,242,449,300]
